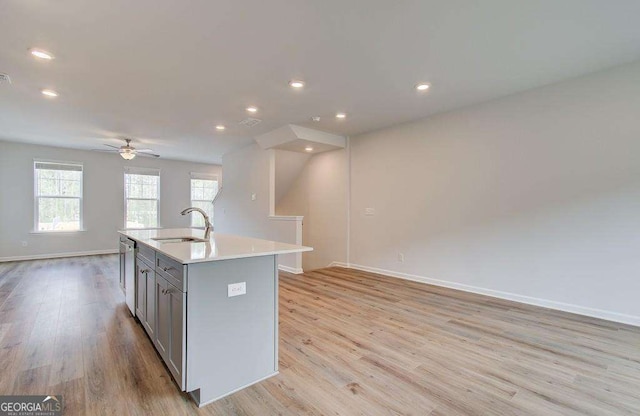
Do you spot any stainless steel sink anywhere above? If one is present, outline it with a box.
[152,237,207,243]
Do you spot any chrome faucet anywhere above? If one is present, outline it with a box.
[180,207,213,240]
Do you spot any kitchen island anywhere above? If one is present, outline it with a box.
[118,228,312,407]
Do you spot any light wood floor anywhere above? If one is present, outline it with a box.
[1,255,639,415]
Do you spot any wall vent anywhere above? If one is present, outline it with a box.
[238,118,262,127]
[0,73,11,85]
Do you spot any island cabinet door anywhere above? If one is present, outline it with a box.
[135,261,147,321]
[168,286,186,388]
[155,273,186,390]
[144,270,156,338]
[155,276,170,361]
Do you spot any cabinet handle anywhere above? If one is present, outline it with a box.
[141,268,149,274]
[162,266,172,272]
[161,288,171,295]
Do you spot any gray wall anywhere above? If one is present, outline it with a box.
[0,140,221,260]
[348,61,640,323]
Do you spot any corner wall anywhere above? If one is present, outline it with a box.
[348,61,640,324]
[276,148,349,271]
[215,144,304,272]
[215,144,272,239]
[0,140,221,260]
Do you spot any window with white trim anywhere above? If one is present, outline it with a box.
[125,168,160,229]
[190,173,219,228]
[34,161,83,232]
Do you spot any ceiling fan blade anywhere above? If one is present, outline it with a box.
[103,144,121,149]
[136,152,160,158]
[136,148,155,153]
[91,149,119,152]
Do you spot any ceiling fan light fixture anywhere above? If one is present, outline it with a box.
[93,137,158,158]
[120,150,136,160]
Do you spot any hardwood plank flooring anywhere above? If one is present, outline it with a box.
[1,255,639,415]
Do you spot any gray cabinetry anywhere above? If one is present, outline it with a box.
[154,275,170,359]
[143,267,156,338]
[155,254,186,389]
[122,234,281,407]
[169,286,185,384]
[135,260,146,320]
[136,250,156,339]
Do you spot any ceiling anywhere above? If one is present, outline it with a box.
[1,0,640,164]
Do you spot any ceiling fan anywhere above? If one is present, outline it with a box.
[92,138,160,160]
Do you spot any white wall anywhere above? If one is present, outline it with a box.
[277,148,348,271]
[269,216,303,273]
[215,144,303,272]
[203,61,640,324]
[0,140,221,260]
[215,144,272,238]
[348,61,640,324]
[274,150,311,205]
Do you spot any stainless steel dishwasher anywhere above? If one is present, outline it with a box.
[119,237,136,314]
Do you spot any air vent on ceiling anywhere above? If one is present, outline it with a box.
[238,117,262,127]
[0,73,11,85]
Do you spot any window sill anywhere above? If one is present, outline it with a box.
[122,227,164,231]
[30,229,87,235]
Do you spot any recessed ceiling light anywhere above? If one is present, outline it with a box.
[311,116,321,122]
[336,112,346,119]
[246,106,258,113]
[215,125,226,131]
[289,80,305,89]
[41,89,58,97]
[305,146,314,152]
[30,48,54,60]
[415,83,430,91]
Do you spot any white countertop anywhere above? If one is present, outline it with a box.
[119,228,312,264]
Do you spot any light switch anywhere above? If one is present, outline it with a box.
[364,207,375,216]
[251,193,256,201]
[228,282,247,297]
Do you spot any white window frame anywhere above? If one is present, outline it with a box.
[124,167,161,229]
[33,159,84,233]
[189,173,219,228]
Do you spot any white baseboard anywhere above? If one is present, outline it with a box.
[327,262,640,327]
[0,249,119,263]
[278,264,304,274]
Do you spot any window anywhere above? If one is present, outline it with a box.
[190,174,219,228]
[34,161,83,232]
[125,168,160,229]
